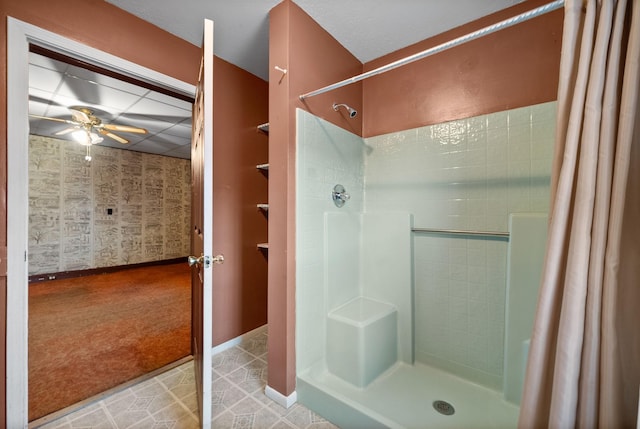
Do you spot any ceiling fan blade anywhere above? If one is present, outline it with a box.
[99,129,129,144]
[102,123,148,134]
[29,114,75,124]
[55,127,79,136]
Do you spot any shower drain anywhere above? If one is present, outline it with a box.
[433,400,455,416]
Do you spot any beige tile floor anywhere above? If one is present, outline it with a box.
[35,328,339,429]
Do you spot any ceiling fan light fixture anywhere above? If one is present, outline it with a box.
[90,132,104,145]
[31,106,143,146]
[71,129,103,145]
[71,129,90,145]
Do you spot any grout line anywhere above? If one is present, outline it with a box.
[210,348,284,424]
[99,401,120,429]
[156,368,199,422]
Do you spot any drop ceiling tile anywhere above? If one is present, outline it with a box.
[56,76,142,111]
[66,63,150,97]
[161,134,190,146]
[162,144,191,159]
[28,89,55,116]
[44,103,80,120]
[128,139,182,155]
[98,139,132,150]
[28,125,47,138]
[143,133,189,147]
[117,133,147,145]
[105,133,148,146]
[29,52,68,72]
[125,97,191,119]
[116,115,173,134]
[29,64,64,93]
[30,123,73,140]
[163,123,192,139]
[28,106,74,136]
[48,92,104,114]
[94,140,118,150]
[145,90,192,111]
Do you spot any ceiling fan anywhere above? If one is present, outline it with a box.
[30,106,148,145]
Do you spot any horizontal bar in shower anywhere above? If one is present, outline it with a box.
[412,227,509,238]
[298,0,564,100]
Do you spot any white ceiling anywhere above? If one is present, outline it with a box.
[29,0,526,160]
[105,0,526,81]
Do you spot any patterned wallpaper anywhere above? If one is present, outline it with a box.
[28,135,191,275]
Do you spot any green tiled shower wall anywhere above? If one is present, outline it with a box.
[296,101,556,389]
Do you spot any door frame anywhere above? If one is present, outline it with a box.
[6,17,196,427]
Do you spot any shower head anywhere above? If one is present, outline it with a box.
[333,103,357,118]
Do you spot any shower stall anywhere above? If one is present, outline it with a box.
[295,100,556,427]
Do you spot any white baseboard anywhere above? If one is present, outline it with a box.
[211,324,267,355]
[265,385,297,409]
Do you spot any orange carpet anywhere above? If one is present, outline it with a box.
[28,263,191,421]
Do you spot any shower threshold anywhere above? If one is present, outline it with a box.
[297,361,519,429]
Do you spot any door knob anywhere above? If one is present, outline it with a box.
[188,254,224,268]
[188,255,204,267]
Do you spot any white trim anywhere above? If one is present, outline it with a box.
[6,18,30,429]
[211,324,268,355]
[265,385,298,409]
[6,17,195,428]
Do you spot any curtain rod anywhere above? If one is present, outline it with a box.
[299,0,564,101]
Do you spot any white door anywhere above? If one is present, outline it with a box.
[189,19,220,429]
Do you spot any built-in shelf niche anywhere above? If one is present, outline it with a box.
[257,122,269,252]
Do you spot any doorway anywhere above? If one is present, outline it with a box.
[7,17,197,427]
[27,41,194,423]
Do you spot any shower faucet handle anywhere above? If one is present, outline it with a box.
[332,184,350,208]
[338,191,350,201]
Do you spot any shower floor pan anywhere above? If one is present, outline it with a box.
[298,361,519,429]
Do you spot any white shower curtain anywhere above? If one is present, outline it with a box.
[518,0,640,428]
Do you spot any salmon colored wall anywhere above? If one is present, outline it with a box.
[1,0,268,421]
[267,0,363,396]
[212,56,269,345]
[363,0,563,136]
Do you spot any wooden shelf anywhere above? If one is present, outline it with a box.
[257,122,268,256]
[257,123,269,134]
